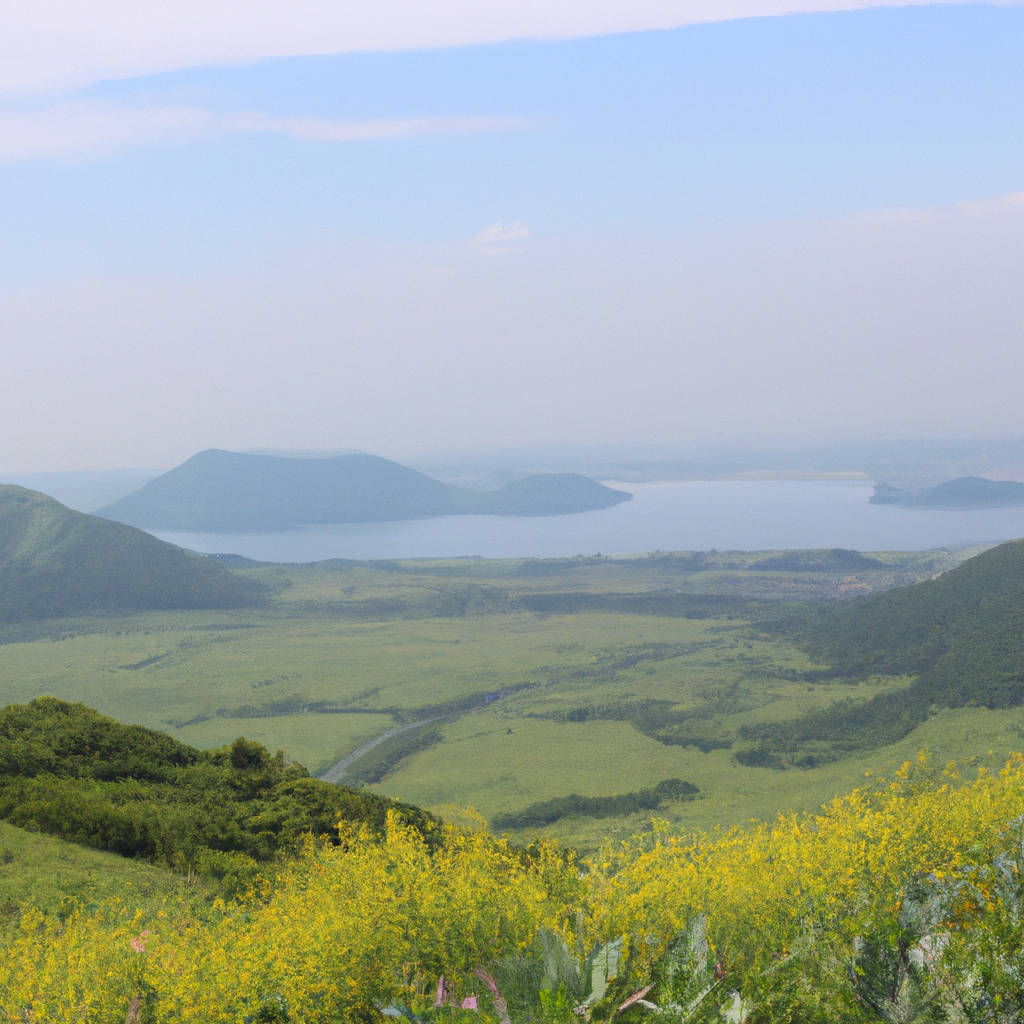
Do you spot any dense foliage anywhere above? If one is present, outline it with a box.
[0,486,264,621]
[492,780,699,830]
[3,755,1024,1022]
[0,699,437,874]
[741,539,1024,766]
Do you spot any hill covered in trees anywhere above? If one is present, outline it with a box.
[0,486,264,621]
[96,449,631,532]
[0,698,437,877]
[739,538,1024,766]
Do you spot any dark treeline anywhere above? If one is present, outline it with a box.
[289,587,749,622]
[492,778,698,831]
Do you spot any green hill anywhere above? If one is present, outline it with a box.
[0,485,264,621]
[96,449,631,532]
[0,698,437,874]
[739,538,1024,766]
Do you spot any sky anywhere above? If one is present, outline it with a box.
[1,1,1023,472]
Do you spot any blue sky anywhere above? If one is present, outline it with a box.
[5,4,1024,272]
[1,2,1023,470]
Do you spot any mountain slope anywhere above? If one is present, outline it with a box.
[0,485,264,621]
[96,450,631,532]
[739,538,1024,766]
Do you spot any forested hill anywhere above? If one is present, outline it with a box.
[805,538,1024,686]
[96,449,631,532]
[739,539,1024,767]
[0,485,264,621]
[0,698,437,873]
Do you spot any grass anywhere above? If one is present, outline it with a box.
[1,547,1013,855]
[0,820,199,922]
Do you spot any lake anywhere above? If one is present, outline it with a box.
[151,480,1024,562]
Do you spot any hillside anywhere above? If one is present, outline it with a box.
[870,475,1024,508]
[0,485,264,621]
[739,538,1024,766]
[0,819,197,920]
[0,698,437,873]
[96,449,631,532]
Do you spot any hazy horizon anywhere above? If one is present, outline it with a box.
[2,2,1023,474]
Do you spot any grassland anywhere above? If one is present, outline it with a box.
[0,820,198,921]
[2,546,1015,853]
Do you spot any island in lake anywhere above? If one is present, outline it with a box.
[870,475,1024,510]
[96,449,632,533]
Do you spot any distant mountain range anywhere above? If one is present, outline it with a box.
[0,486,264,621]
[870,476,1024,509]
[96,450,632,533]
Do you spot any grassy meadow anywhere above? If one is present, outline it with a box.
[0,821,198,922]
[2,546,1016,852]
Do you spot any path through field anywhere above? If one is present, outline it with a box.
[318,717,444,784]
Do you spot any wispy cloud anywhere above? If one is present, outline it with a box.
[0,102,538,162]
[472,221,530,254]
[2,0,1005,97]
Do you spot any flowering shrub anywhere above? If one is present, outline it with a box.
[2,755,1024,1023]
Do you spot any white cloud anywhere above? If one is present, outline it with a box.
[472,222,531,254]
[0,102,538,162]
[3,0,1017,98]
[477,222,530,242]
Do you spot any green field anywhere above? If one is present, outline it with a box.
[2,547,1015,852]
[0,820,198,922]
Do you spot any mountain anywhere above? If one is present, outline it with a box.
[738,538,1024,767]
[870,476,1024,509]
[96,450,632,532]
[0,485,264,621]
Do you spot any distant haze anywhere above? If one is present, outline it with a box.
[1,4,1023,473]
[2,200,1023,473]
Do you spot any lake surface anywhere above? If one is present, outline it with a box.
[151,480,1024,562]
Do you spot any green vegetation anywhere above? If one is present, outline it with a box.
[0,819,196,921]
[344,726,447,786]
[740,538,1024,767]
[749,548,885,572]
[0,697,437,875]
[3,519,1024,1019]
[0,540,1014,852]
[492,778,698,830]
[0,485,264,621]
[97,449,630,531]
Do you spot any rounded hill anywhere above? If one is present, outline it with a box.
[96,449,632,533]
[0,485,265,621]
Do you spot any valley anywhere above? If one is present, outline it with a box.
[2,543,1017,854]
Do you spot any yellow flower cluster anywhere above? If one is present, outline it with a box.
[0,818,576,1023]
[2,754,1024,1023]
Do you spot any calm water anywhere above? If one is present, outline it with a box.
[151,481,1024,562]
